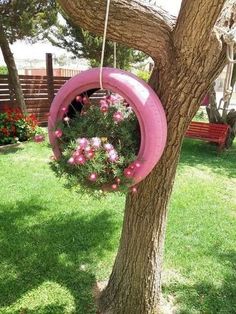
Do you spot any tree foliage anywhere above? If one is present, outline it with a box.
[0,0,57,43]
[0,0,58,113]
[47,17,147,69]
[0,66,8,74]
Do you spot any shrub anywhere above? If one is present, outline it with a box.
[0,66,8,75]
[50,94,141,194]
[0,107,40,145]
[136,70,151,82]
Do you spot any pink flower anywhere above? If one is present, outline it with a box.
[130,161,141,170]
[55,129,63,138]
[100,104,109,113]
[34,135,45,143]
[131,187,137,193]
[111,184,118,190]
[73,150,81,158]
[108,156,118,163]
[108,149,118,163]
[100,100,109,113]
[76,138,89,148]
[100,99,107,106]
[76,95,82,102]
[134,161,141,168]
[84,145,92,152]
[74,155,86,165]
[85,150,95,160]
[68,157,75,165]
[76,145,83,152]
[108,149,117,156]
[61,107,67,113]
[107,94,122,103]
[104,143,113,152]
[115,178,121,184]
[113,111,124,123]
[106,94,119,105]
[83,96,90,105]
[124,168,133,178]
[89,173,97,182]
[91,137,101,149]
[84,146,95,159]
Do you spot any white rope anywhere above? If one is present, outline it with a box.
[100,0,111,90]
[223,45,234,101]
[226,42,236,64]
[114,42,117,68]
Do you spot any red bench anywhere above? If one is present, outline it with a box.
[185,121,229,150]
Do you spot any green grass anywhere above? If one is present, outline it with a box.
[0,139,235,313]
[165,140,236,313]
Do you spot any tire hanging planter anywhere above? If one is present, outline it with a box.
[48,67,167,191]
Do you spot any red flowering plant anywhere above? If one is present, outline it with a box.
[0,107,43,145]
[50,93,141,194]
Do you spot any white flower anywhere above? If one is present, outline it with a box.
[91,137,101,149]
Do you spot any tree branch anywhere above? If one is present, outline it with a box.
[217,0,236,28]
[173,0,228,77]
[57,0,175,66]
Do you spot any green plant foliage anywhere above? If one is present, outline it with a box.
[136,69,151,82]
[50,96,141,194]
[0,65,8,74]
[0,0,57,43]
[0,107,42,145]
[47,17,147,69]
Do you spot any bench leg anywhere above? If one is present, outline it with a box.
[217,143,225,153]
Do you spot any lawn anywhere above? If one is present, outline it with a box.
[0,139,235,314]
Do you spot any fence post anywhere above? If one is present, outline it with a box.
[46,53,54,105]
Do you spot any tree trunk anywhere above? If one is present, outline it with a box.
[206,84,223,123]
[0,25,27,114]
[206,52,236,147]
[98,62,224,313]
[57,0,235,313]
[98,121,182,313]
[207,83,236,147]
[226,111,236,147]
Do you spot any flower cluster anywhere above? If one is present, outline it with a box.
[0,107,43,145]
[50,92,141,193]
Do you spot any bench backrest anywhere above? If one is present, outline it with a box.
[186,121,229,142]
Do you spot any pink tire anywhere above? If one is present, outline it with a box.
[48,68,167,185]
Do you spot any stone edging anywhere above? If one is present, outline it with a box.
[0,143,21,152]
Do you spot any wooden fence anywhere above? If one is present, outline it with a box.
[0,74,70,125]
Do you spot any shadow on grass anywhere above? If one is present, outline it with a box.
[164,248,236,314]
[179,139,236,178]
[8,304,66,314]
[0,199,118,313]
[0,145,24,155]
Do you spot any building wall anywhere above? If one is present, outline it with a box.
[24,68,81,77]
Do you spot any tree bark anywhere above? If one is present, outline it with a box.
[57,1,235,313]
[0,24,27,114]
[206,84,223,123]
[98,65,224,313]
